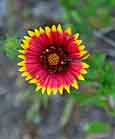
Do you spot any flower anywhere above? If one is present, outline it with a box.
[18,24,89,95]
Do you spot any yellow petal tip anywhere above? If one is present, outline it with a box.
[52,25,56,32]
[64,27,72,35]
[57,24,63,32]
[78,75,85,80]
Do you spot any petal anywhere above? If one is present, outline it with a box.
[74,33,79,40]
[22,39,27,44]
[63,71,74,86]
[81,53,90,60]
[37,34,49,49]
[64,85,70,94]
[52,25,57,32]
[82,62,90,69]
[70,61,83,71]
[47,87,51,95]
[26,64,41,76]
[24,36,30,40]
[58,86,63,95]
[39,27,45,34]
[75,40,83,45]
[35,84,41,92]
[18,55,25,60]
[25,75,32,81]
[56,32,64,46]
[50,32,58,44]
[56,74,66,88]
[29,79,38,84]
[20,43,28,49]
[45,26,51,35]
[41,74,50,87]
[78,74,85,80]
[67,42,80,54]
[80,50,88,57]
[79,45,85,50]
[36,70,48,85]
[18,50,25,54]
[34,28,40,36]
[64,27,72,35]
[21,72,30,77]
[63,33,75,49]
[71,80,79,89]
[80,69,87,74]
[52,88,57,95]
[19,67,26,72]
[57,24,63,32]
[41,86,46,94]
[27,30,35,37]
[69,62,83,77]
[17,61,25,66]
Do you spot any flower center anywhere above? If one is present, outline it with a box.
[40,45,68,73]
[48,53,60,66]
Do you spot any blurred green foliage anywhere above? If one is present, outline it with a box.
[71,52,115,108]
[60,0,115,38]
[84,121,111,133]
[0,36,19,60]
[69,51,115,133]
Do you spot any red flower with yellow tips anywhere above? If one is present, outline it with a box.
[18,24,89,95]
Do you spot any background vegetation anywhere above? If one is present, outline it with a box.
[0,0,115,138]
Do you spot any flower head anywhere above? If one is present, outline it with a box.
[18,24,89,95]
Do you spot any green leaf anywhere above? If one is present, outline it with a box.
[84,121,111,133]
[3,36,19,60]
